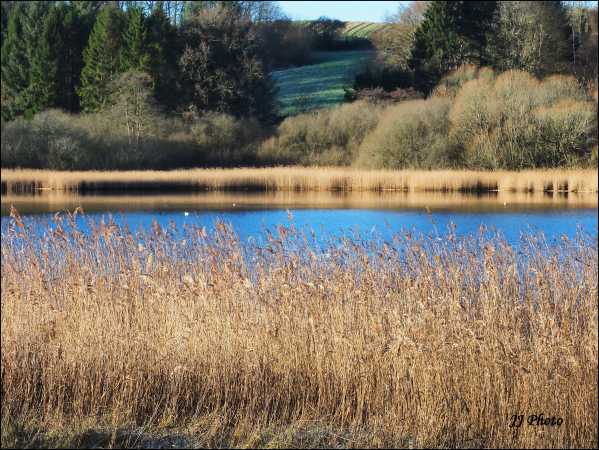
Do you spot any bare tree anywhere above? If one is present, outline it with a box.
[371,1,429,69]
[493,1,572,76]
[108,70,160,150]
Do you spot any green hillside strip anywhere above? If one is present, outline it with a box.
[347,22,372,37]
[272,50,374,116]
[341,22,388,38]
[290,20,388,39]
[343,22,365,35]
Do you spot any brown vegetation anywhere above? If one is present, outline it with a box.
[2,168,597,196]
[2,68,597,171]
[265,67,598,170]
[1,212,597,448]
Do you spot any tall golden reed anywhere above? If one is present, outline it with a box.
[1,211,597,448]
[1,167,598,193]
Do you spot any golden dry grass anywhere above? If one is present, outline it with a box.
[1,211,597,448]
[2,167,598,194]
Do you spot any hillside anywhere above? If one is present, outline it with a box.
[272,50,374,116]
[340,21,391,38]
[293,20,390,39]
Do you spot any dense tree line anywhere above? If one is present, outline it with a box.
[1,1,597,171]
[356,1,598,94]
[1,1,282,122]
[3,1,598,123]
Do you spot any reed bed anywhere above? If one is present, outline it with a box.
[2,167,598,194]
[1,210,597,448]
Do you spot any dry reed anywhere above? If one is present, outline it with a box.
[2,167,598,194]
[1,210,597,448]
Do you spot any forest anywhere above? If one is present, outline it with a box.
[1,1,597,170]
[1,4,598,449]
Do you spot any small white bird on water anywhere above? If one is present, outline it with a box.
[184,211,189,216]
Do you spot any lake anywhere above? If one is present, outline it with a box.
[1,190,597,247]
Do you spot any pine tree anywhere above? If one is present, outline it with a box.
[457,1,498,66]
[61,5,90,112]
[120,6,149,73]
[19,1,52,115]
[145,4,180,109]
[410,1,497,92]
[1,1,51,119]
[30,4,87,112]
[31,5,67,109]
[71,1,108,17]
[411,2,460,92]
[78,6,126,112]
[1,3,28,119]
[1,1,18,46]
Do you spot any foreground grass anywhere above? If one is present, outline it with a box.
[1,420,416,448]
[2,167,598,195]
[1,210,597,448]
[272,51,373,115]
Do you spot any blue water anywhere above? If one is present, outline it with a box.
[2,207,597,248]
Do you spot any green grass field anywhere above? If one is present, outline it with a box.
[272,50,374,116]
[341,21,390,38]
[293,21,389,39]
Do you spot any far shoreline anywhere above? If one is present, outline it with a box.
[2,167,598,195]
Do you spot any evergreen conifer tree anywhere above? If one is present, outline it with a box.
[145,4,180,109]
[31,4,87,112]
[78,6,126,112]
[120,6,149,73]
[1,2,51,118]
[1,3,28,119]
[31,4,67,109]
[410,1,497,92]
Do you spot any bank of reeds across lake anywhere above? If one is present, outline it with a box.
[1,212,597,448]
[2,167,598,195]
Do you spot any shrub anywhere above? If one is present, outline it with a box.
[432,65,495,98]
[590,146,598,167]
[449,68,597,169]
[449,77,501,168]
[191,113,262,166]
[346,87,424,104]
[1,119,47,168]
[533,100,597,166]
[537,75,589,104]
[2,65,596,171]
[356,97,453,169]
[260,101,382,166]
[0,108,263,170]
[0,110,98,170]
[352,65,414,93]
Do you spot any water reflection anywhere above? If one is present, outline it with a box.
[2,189,597,216]
[2,189,596,248]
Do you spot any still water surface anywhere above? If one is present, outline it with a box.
[1,190,597,246]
